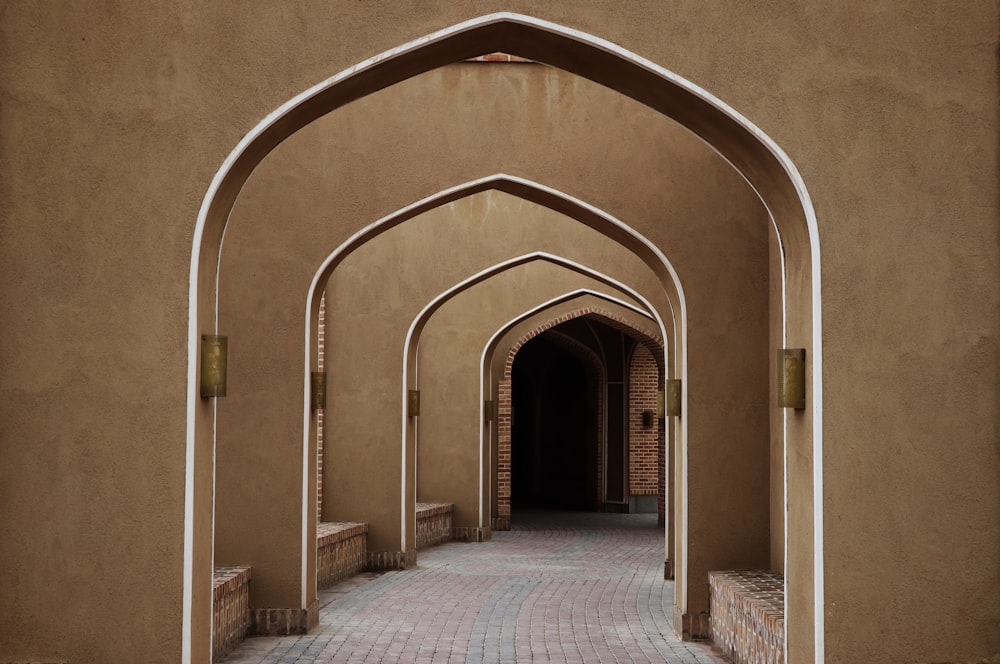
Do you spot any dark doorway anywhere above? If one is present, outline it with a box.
[511,335,596,510]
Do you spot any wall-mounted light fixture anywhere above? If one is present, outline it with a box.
[777,348,806,409]
[642,410,655,428]
[407,389,420,417]
[665,379,682,417]
[200,334,227,398]
[484,399,495,423]
[311,372,326,411]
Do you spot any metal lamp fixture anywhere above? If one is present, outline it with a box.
[777,348,806,409]
[664,379,682,417]
[311,372,326,411]
[200,334,228,398]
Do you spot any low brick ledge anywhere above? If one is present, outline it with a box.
[709,569,784,664]
[317,521,368,589]
[416,502,453,518]
[416,502,453,550]
[213,565,251,661]
[452,525,491,542]
[317,521,368,545]
[252,599,319,636]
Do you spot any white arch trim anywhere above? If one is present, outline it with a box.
[479,288,662,527]
[186,13,822,662]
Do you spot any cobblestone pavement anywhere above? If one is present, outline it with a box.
[222,511,728,663]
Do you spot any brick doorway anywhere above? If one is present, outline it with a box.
[501,313,665,527]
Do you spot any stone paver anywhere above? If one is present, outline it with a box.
[221,511,728,663]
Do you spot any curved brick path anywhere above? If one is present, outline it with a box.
[222,512,728,663]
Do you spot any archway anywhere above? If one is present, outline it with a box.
[188,14,820,663]
[479,290,667,536]
[487,304,664,530]
[400,252,672,540]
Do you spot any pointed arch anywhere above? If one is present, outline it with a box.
[187,14,822,662]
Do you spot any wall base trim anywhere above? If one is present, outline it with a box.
[673,605,711,641]
[453,526,491,542]
[367,548,417,570]
[253,598,318,636]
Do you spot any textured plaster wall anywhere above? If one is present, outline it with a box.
[0,3,996,663]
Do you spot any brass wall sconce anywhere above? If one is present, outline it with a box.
[777,348,806,409]
[200,334,227,398]
[407,389,420,417]
[311,372,326,411]
[484,399,495,423]
[665,379,682,417]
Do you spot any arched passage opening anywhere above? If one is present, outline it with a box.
[188,14,820,663]
[402,252,671,538]
[480,291,667,535]
[511,333,597,512]
[491,306,665,527]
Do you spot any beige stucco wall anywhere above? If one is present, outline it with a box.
[0,4,996,663]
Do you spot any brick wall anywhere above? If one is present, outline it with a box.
[317,521,368,588]
[628,344,659,496]
[415,502,454,548]
[317,292,326,520]
[709,570,785,664]
[658,418,666,527]
[213,565,252,661]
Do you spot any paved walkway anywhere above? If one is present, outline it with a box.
[222,511,728,663]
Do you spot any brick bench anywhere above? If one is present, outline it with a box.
[709,570,785,664]
[415,502,453,549]
[317,521,369,588]
[213,565,252,661]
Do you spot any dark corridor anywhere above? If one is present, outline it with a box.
[511,335,597,511]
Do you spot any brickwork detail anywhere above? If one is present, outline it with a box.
[317,521,368,588]
[453,525,491,542]
[709,570,785,664]
[252,599,319,636]
[495,378,512,531]
[368,548,418,571]
[415,502,454,549]
[628,345,660,496]
[317,292,326,519]
[465,52,537,63]
[674,605,712,641]
[657,422,666,527]
[213,565,252,661]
